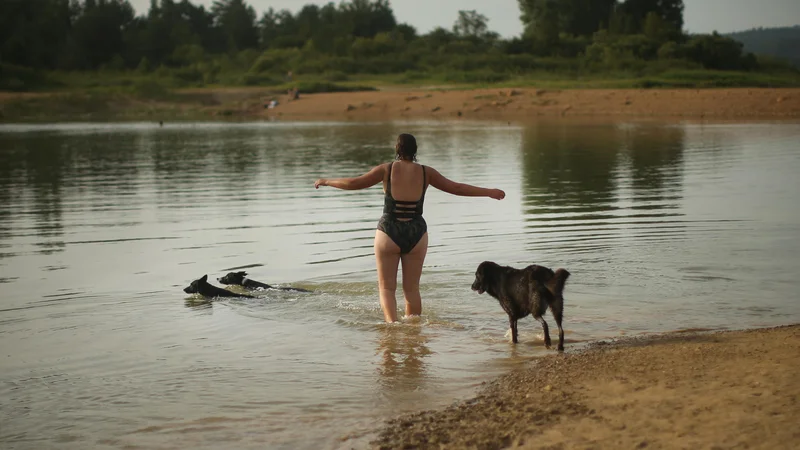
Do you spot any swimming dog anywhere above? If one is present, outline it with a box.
[183,275,255,299]
[217,271,311,293]
[472,261,570,351]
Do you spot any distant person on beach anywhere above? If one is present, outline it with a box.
[315,134,505,323]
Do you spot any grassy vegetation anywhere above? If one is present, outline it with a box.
[3,0,799,122]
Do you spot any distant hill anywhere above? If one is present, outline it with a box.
[727,25,800,67]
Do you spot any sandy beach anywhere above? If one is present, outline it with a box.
[267,87,800,121]
[371,325,800,450]
[2,87,799,122]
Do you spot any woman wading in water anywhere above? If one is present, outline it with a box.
[315,134,505,323]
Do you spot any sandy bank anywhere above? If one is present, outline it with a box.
[1,87,798,122]
[269,88,800,121]
[371,325,799,449]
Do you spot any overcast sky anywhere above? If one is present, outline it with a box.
[128,0,800,37]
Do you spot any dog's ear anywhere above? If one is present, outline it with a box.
[478,262,491,284]
[201,275,208,282]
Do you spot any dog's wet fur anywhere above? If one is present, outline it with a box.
[217,271,310,293]
[472,261,570,351]
[183,275,255,299]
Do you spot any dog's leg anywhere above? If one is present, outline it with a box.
[535,316,551,349]
[509,317,519,343]
[551,304,565,352]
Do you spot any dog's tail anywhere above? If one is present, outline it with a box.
[548,268,571,297]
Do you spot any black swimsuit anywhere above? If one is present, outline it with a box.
[377,162,428,254]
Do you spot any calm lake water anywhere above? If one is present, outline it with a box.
[1,119,799,449]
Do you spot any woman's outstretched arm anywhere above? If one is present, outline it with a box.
[427,167,505,200]
[315,164,385,191]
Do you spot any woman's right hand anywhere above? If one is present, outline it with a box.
[489,189,506,200]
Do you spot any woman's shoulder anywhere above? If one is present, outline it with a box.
[421,164,438,174]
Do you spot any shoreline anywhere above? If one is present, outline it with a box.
[0,87,799,122]
[267,87,800,121]
[369,324,800,449]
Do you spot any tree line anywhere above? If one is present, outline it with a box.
[0,0,793,85]
[726,26,800,68]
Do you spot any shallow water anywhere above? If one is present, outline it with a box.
[1,119,799,449]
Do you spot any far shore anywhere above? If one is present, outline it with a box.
[267,87,800,121]
[370,324,800,449]
[1,87,798,123]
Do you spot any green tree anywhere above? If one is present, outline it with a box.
[453,10,489,38]
[0,0,73,69]
[69,0,136,69]
[338,0,396,38]
[518,0,561,53]
[394,23,418,42]
[686,32,753,70]
[518,0,616,38]
[211,0,259,52]
[643,11,679,42]
[615,0,684,35]
[560,0,616,36]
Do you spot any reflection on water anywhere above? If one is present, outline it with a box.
[522,122,685,216]
[0,120,799,449]
[376,324,433,392]
[523,122,627,211]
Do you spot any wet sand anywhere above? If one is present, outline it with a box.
[269,88,800,121]
[371,325,800,449]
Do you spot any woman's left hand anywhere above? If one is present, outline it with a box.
[314,179,327,189]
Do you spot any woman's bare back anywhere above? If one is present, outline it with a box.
[384,161,426,202]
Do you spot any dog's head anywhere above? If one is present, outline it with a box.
[184,275,209,294]
[217,271,247,285]
[471,261,499,295]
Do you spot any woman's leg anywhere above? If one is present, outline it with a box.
[374,230,402,323]
[400,233,428,317]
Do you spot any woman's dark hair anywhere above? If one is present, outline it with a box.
[395,134,417,162]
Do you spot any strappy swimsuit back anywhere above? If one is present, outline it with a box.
[377,162,428,254]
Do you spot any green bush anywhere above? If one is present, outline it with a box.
[650,69,799,87]
[171,45,207,66]
[358,56,418,74]
[557,34,592,58]
[132,80,171,99]
[0,63,54,91]
[292,82,376,94]
[136,57,153,73]
[293,56,360,74]
[657,41,683,60]
[685,33,754,70]
[171,66,205,86]
[239,73,282,86]
[249,49,302,74]
[756,55,799,72]
[323,71,349,82]
[442,70,510,83]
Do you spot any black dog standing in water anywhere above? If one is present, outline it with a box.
[184,275,255,299]
[217,271,311,293]
[472,261,570,351]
